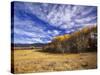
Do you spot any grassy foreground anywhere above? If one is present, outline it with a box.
[11,49,97,74]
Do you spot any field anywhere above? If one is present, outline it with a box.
[11,48,97,74]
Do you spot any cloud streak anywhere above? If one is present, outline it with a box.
[11,2,97,44]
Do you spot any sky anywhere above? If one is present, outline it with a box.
[11,1,97,44]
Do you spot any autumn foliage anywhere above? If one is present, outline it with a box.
[43,25,97,53]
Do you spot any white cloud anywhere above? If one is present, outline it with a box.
[47,30,60,36]
[75,16,97,24]
[13,2,97,44]
[46,5,71,28]
[65,30,71,34]
[24,3,97,29]
[53,30,60,35]
[14,37,34,44]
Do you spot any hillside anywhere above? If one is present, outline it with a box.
[11,43,46,50]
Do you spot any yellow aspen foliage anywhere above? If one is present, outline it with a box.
[54,34,71,42]
[54,35,65,41]
[82,27,90,33]
[64,34,71,39]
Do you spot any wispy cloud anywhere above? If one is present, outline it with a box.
[12,2,97,44]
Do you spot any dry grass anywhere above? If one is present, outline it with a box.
[11,49,97,74]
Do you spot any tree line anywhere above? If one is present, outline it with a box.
[43,25,97,53]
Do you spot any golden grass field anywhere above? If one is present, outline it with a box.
[11,49,97,74]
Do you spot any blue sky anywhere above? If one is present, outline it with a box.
[11,2,97,44]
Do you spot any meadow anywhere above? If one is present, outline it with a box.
[11,48,97,74]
